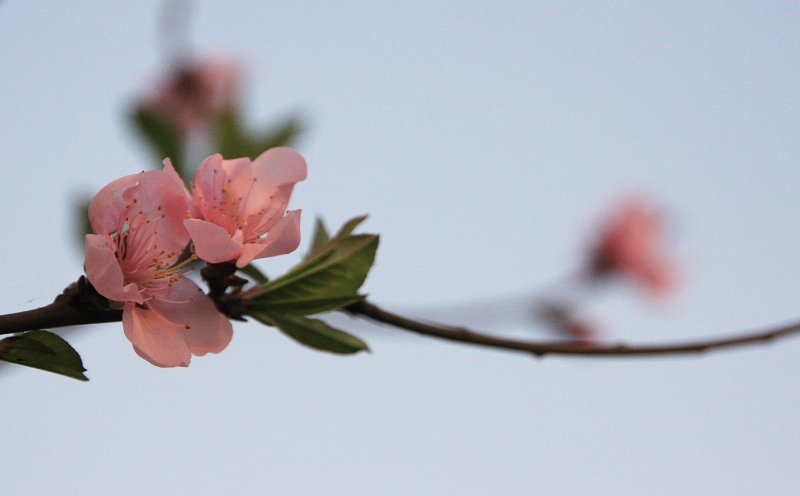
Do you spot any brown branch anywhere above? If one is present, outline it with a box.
[345,300,800,357]
[2,276,799,359]
[0,263,247,336]
[0,277,122,335]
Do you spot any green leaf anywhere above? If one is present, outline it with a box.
[0,331,88,381]
[247,216,377,318]
[216,110,305,160]
[333,215,367,239]
[251,115,304,155]
[253,294,365,317]
[253,233,378,303]
[131,106,185,176]
[239,263,269,284]
[304,217,331,261]
[215,108,249,159]
[250,312,368,354]
[73,195,93,249]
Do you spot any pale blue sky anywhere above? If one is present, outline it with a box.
[1,1,799,494]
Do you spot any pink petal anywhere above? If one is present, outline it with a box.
[88,173,142,235]
[219,157,255,203]
[192,154,225,200]
[184,218,243,263]
[84,234,143,304]
[251,147,307,191]
[163,158,193,203]
[638,263,677,297]
[123,303,192,368]
[124,169,192,251]
[242,148,306,224]
[236,209,302,268]
[146,277,233,356]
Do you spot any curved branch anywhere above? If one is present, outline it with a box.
[345,300,800,357]
[2,278,799,359]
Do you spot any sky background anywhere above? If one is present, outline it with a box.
[1,1,800,494]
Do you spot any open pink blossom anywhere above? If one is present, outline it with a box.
[184,147,307,268]
[84,164,232,367]
[146,60,238,136]
[589,200,677,296]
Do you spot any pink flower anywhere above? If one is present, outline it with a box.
[184,147,307,268]
[146,60,238,136]
[84,163,232,367]
[589,200,677,296]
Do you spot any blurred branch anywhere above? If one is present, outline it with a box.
[345,300,800,357]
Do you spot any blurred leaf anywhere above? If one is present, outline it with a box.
[239,263,268,284]
[73,195,92,250]
[250,312,368,354]
[252,115,303,154]
[131,106,185,176]
[215,109,304,160]
[304,217,331,261]
[215,108,249,159]
[0,331,88,381]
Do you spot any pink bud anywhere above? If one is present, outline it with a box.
[589,199,677,297]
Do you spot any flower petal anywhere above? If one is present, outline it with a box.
[242,148,306,225]
[146,276,233,356]
[123,168,192,252]
[84,234,143,304]
[88,173,142,235]
[220,157,257,210]
[192,153,225,203]
[185,218,243,263]
[163,158,193,203]
[251,147,307,192]
[123,303,192,368]
[236,209,302,268]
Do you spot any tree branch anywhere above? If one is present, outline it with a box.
[344,300,800,357]
[2,278,799,359]
[0,277,121,335]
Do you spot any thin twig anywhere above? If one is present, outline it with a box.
[345,300,800,357]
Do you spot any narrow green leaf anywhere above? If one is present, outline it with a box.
[254,294,365,317]
[333,215,368,240]
[131,106,184,175]
[239,263,269,284]
[217,111,304,160]
[253,234,378,303]
[304,217,331,261]
[250,312,368,354]
[0,331,88,381]
[251,115,304,155]
[215,108,249,159]
[248,216,377,317]
[73,195,93,249]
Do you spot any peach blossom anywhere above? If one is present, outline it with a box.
[85,163,232,367]
[146,60,238,135]
[589,200,676,296]
[184,147,306,268]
